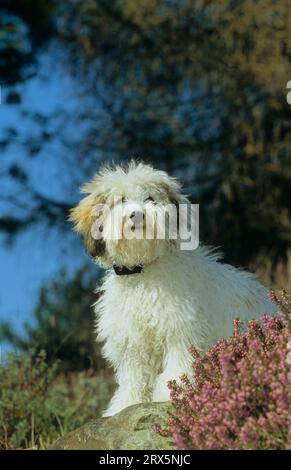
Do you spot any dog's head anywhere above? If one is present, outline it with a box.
[69,161,188,269]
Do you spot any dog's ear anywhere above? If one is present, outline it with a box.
[159,180,189,205]
[159,181,189,236]
[69,194,106,258]
[161,182,188,222]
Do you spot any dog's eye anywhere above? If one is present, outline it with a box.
[145,196,155,203]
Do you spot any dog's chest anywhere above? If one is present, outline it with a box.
[96,273,176,345]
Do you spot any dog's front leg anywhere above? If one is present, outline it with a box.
[103,357,155,417]
[152,344,193,402]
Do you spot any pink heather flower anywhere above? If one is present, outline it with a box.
[268,290,280,305]
[262,314,278,330]
[156,291,291,450]
[280,290,290,305]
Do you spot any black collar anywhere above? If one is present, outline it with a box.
[113,264,143,276]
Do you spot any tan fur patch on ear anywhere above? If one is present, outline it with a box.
[69,195,105,258]
[159,182,186,205]
[69,195,95,235]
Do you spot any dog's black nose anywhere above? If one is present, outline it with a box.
[129,211,144,222]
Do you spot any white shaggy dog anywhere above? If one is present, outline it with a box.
[70,161,276,417]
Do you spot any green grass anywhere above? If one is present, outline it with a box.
[0,350,115,449]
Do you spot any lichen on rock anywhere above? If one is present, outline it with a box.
[51,402,174,450]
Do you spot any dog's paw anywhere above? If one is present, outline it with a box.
[102,397,140,417]
[102,409,116,417]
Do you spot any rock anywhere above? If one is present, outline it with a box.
[51,402,174,450]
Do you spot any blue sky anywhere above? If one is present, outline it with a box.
[0,53,91,346]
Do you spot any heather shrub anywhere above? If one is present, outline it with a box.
[157,291,291,450]
[0,350,114,449]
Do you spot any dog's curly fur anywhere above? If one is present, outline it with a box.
[70,161,276,417]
